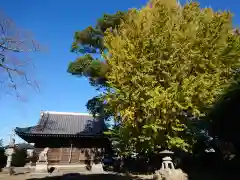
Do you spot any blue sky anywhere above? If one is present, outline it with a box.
[0,0,239,145]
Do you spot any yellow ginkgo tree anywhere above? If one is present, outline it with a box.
[103,0,240,156]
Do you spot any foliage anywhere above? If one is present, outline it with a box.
[0,10,42,98]
[11,148,27,167]
[102,0,240,155]
[0,139,6,168]
[68,11,126,88]
[208,69,240,157]
[67,11,129,135]
[67,11,128,129]
[0,148,6,168]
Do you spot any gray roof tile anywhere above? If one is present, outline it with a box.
[16,111,105,136]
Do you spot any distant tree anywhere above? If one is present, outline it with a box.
[67,11,126,88]
[0,10,42,98]
[102,0,240,155]
[67,11,127,122]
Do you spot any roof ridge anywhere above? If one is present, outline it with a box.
[41,111,92,116]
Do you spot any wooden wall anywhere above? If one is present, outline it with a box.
[33,137,108,165]
[35,147,104,165]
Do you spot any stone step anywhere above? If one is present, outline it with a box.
[54,166,88,173]
[33,164,104,174]
[57,168,87,172]
[28,172,63,179]
[54,165,104,173]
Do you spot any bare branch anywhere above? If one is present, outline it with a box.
[0,10,42,99]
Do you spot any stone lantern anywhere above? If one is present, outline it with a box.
[154,150,188,180]
[159,150,175,171]
[4,131,16,174]
[5,147,15,168]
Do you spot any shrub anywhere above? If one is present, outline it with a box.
[0,147,6,168]
[11,148,27,167]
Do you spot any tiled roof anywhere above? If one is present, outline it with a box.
[15,111,105,136]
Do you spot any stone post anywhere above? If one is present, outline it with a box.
[91,148,104,173]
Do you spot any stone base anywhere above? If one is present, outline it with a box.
[1,167,14,175]
[154,169,188,180]
[35,162,48,173]
[25,162,34,168]
[91,163,104,173]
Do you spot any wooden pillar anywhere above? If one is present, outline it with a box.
[78,149,82,161]
[90,148,93,166]
[68,144,73,164]
[59,148,63,161]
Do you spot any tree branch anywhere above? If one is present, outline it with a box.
[0,10,41,98]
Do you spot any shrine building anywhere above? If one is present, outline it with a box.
[14,111,110,166]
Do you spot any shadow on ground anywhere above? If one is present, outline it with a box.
[27,173,146,180]
[25,171,240,180]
